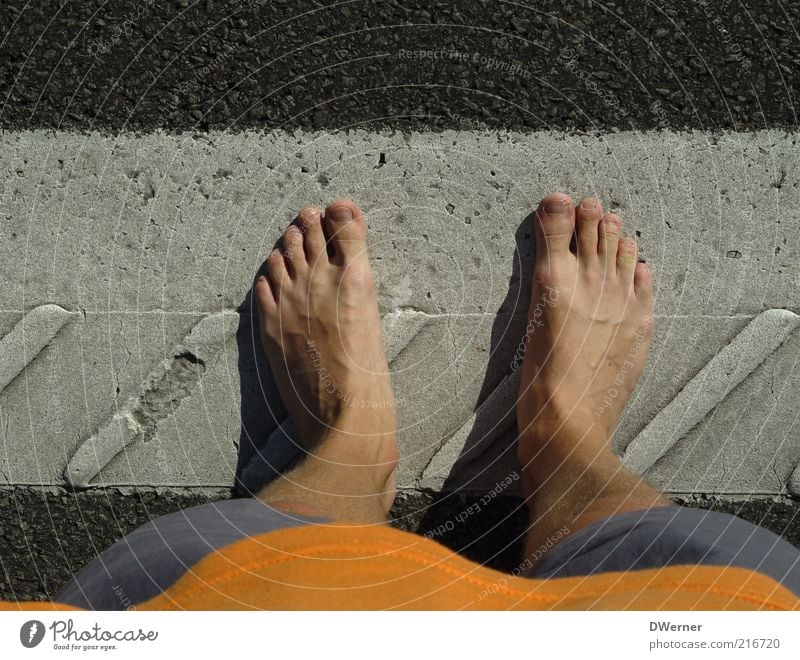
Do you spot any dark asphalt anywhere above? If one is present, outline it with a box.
[2,488,800,602]
[0,489,221,602]
[1,0,798,132]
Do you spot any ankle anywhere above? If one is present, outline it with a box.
[259,469,389,524]
[262,499,329,519]
[569,492,675,531]
[521,453,672,536]
[312,428,398,476]
[517,423,614,483]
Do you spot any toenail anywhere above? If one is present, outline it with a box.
[328,206,353,222]
[580,199,597,210]
[543,198,569,215]
[300,207,318,222]
[604,215,619,226]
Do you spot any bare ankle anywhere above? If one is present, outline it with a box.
[260,499,330,519]
[258,454,394,524]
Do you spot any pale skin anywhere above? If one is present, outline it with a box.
[254,194,673,567]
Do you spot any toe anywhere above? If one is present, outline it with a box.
[534,192,575,261]
[616,237,639,284]
[254,275,276,315]
[634,261,653,301]
[598,212,621,271]
[296,205,326,265]
[575,197,602,260]
[266,249,290,297]
[282,225,307,276]
[323,199,367,264]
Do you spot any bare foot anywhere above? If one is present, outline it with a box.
[517,192,656,507]
[254,200,398,522]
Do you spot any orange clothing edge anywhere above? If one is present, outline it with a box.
[2,523,798,611]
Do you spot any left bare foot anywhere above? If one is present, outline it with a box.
[254,200,398,521]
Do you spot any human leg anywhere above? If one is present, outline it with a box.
[516,193,672,570]
[254,200,398,524]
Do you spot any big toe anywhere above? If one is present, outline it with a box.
[534,192,575,261]
[323,199,367,264]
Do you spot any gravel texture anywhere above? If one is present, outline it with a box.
[0,488,223,602]
[1,0,797,132]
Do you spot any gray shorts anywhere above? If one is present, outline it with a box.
[56,501,800,609]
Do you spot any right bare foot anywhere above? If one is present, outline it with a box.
[517,193,655,499]
[254,200,398,522]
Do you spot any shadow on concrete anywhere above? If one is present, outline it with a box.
[232,258,304,497]
[411,211,537,572]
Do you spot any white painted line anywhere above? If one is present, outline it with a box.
[622,309,800,474]
[64,310,238,488]
[0,304,76,392]
[1,128,798,494]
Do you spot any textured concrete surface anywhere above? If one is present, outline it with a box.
[623,309,800,474]
[1,128,800,499]
[64,311,240,488]
[1,0,797,133]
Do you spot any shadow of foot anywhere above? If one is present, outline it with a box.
[233,264,304,496]
[411,212,537,571]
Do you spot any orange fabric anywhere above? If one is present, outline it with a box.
[2,524,798,610]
